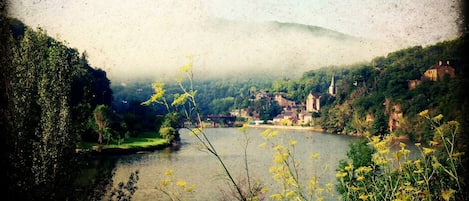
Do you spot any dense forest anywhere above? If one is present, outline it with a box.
[1,18,114,200]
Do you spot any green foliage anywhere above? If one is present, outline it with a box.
[337,112,466,201]
[209,97,235,115]
[2,18,115,200]
[336,140,375,197]
[5,20,78,199]
[370,111,388,136]
[93,104,111,144]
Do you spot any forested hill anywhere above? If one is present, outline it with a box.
[302,38,466,139]
[271,21,358,41]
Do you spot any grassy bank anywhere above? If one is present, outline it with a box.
[77,131,169,154]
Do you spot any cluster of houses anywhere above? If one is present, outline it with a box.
[231,60,456,131]
[231,74,337,126]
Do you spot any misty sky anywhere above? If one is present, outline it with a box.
[8,0,463,81]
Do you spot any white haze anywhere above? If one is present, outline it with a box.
[8,0,463,81]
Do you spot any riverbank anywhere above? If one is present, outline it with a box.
[76,143,172,155]
[76,132,173,155]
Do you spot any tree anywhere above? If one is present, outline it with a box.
[93,104,111,144]
[371,111,388,136]
[159,112,182,142]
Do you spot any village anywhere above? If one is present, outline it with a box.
[229,60,456,133]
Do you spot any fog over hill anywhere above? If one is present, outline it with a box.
[179,19,387,81]
[118,19,392,82]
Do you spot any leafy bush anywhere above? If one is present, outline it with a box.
[336,111,466,201]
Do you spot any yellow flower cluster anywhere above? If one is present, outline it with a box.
[157,169,196,199]
[337,112,464,201]
[260,129,333,200]
[141,82,165,106]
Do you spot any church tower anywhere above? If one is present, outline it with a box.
[328,74,336,96]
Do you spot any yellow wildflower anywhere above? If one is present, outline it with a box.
[413,169,424,174]
[184,184,195,192]
[404,185,415,192]
[141,83,165,106]
[269,166,278,173]
[357,176,365,181]
[258,142,267,148]
[373,155,388,166]
[316,188,324,195]
[429,140,439,146]
[171,93,190,106]
[432,114,443,122]
[418,110,428,117]
[189,128,201,136]
[270,193,283,200]
[441,189,456,201]
[285,191,295,198]
[176,180,187,187]
[309,177,318,188]
[399,142,406,148]
[273,145,285,151]
[370,136,381,143]
[378,149,390,155]
[289,140,297,146]
[336,172,348,178]
[164,169,174,176]
[344,163,353,171]
[311,153,320,159]
[374,141,388,150]
[270,130,279,137]
[452,152,465,158]
[351,186,362,191]
[326,183,333,193]
[260,129,271,137]
[423,147,435,155]
[398,148,410,156]
[431,160,441,169]
[355,166,373,174]
[159,178,170,187]
[358,194,369,200]
[237,124,249,132]
[178,63,192,73]
[447,120,459,126]
[273,153,287,163]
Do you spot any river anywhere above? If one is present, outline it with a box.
[105,127,361,200]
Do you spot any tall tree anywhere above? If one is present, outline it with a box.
[93,104,111,144]
[2,18,107,200]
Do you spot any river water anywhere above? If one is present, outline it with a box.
[105,127,361,200]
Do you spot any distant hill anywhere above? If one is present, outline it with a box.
[269,21,358,41]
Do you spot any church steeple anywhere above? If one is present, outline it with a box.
[328,74,336,96]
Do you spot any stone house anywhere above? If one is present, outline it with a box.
[423,60,455,81]
[305,93,321,112]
